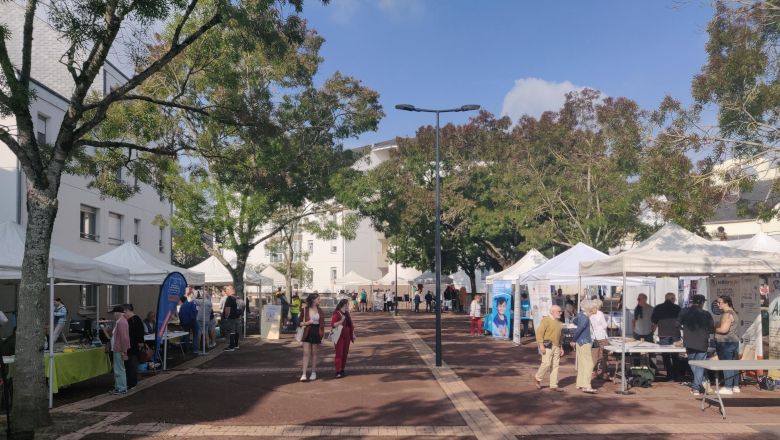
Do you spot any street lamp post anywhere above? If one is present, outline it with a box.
[395,104,480,367]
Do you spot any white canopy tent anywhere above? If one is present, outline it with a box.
[188,256,270,286]
[517,242,653,287]
[375,270,409,285]
[332,270,371,286]
[95,242,205,286]
[738,231,780,253]
[0,221,131,408]
[578,223,780,393]
[259,265,296,292]
[487,249,548,282]
[412,271,454,285]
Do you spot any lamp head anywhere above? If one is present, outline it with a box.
[460,105,480,111]
[395,104,416,111]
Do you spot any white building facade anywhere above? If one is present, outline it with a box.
[0,1,173,332]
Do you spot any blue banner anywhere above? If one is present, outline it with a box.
[492,280,512,339]
[155,272,187,361]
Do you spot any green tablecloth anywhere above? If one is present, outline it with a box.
[8,347,112,393]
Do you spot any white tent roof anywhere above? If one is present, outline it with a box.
[579,224,780,277]
[95,242,205,285]
[332,270,371,286]
[0,221,130,284]
[374,270,409,285]
[486,249,548,282]
[518,242,653,286]
[260,265,293,286]
[738,231,780,253]
[188,256,270,285]
[412,271,454,284]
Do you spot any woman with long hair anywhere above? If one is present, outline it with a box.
[299,293,324,382]
[332,299,356,378]
[714,295,740,394]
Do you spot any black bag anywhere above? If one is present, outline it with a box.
[758,375,776,391]
[543,340,553,349]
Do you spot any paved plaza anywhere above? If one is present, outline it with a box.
[51,311,780,439]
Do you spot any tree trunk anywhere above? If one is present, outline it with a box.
[231,257,247,311]
[285,237,293,302]
[11,184,58,433]
[470,273,478,296]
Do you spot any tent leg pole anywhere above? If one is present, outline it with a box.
[49,277,54,409]
[617,271,633,395]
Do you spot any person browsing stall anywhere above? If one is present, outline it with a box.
[713,295,740,394]
[651,293,682,382]
[676,294,715,395]
[51,298,69,345]
[534,305,564,392]
[572,300,598,394]
[632,293,655,342]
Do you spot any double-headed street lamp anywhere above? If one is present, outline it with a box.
[395,104,480,367]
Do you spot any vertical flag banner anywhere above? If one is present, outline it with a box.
[155,272,187,361]
[491,280,512,339]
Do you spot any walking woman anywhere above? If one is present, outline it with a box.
[299,293,324,382]
[571,300,598,394]
[332,299,356,378]
[714,295,740,394]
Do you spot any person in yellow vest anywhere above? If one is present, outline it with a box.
[290,294,301,330]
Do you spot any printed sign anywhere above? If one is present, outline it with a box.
[739,276,762,357]
[491,280,512,339]
[513,284,521,345]
[528,279,551,337]
[768,287,780,379]
[155,272,187,361]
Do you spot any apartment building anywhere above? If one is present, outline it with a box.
[0,1,172,333]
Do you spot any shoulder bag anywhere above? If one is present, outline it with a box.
[294,308,305,343]
[327,311,344,344]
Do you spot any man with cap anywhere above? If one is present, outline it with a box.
[676,294,715,395]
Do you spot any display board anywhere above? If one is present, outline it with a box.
[513,284,521,345]
[491,280,512,339]
[767,278,780,379]
[261,304,281,340]
[155,272,187,362]
[528,279,551,334]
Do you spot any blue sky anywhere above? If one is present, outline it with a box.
[299,0,716,149]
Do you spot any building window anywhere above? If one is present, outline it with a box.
[265,248,270,257]
[133,219,140,244]
[79,285,97,312]
[331,213,338,224]
[159,227,165,252]
[80,205,99,241]
[114,167,122,182]
[307,240,314,253]
[293,240,301,262]
[270,251,283,263]
[330,267,337,280]
[330,239,337,253]
[107,285,126,308]
[108,212,122,245]
[36,114,47,144]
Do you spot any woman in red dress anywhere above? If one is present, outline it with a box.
[331,299,356,378]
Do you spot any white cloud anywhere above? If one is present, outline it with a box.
[501,78,585,122]
[377,0,424,21]
[329,0,361,24]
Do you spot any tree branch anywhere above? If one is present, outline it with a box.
[74,139,177,156]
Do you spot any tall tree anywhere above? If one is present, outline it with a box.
[0,0,314,431]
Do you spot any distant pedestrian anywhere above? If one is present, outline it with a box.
[278,293,290,330]
[469,294,484,337]
[519,293,532,337]
[179,295,200,354]
[385,289,393,312]
[360,289,368,312]
[332,299,356,378]
[590,299,609,381]
[300,293,324,382]
[425,291,433,312]
[123,304,146,389]
[108,306,130,395]
[534,305,564,392]
[572,300,597,394]
[676,294,715,395]
[414,291,421,313]
[291,294,301,329]
[193,292,214,350]
[51,298,69,345]
[458,287,467,313]
[222,286,241,352]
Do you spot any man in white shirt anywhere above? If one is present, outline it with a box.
[385,290,393,312]
[589,299,610,380]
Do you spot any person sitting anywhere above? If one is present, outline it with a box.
[143,311,157,335]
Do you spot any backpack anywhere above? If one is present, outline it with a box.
[758,375,776,391]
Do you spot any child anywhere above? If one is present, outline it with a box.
[470,294,483,337]
[492,297,509,338]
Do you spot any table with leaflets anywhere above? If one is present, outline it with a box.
[2,347,111,392]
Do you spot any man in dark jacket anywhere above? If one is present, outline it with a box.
[425,291,433,313]
[179,296,200,355]
[675,294,715,395]
[651,293,682,382]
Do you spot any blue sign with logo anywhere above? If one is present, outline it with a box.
[492,280,512,339]
[155,272,187,361]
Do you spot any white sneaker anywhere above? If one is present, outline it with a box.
[309,372,317,381]
[718,388,733,395]
[208,342,216,348]
[731,386,741,394]
[300,375,307,382]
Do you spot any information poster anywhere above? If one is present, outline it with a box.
[491,280,512,339]
[739,276,762,357]
[709,277,739,319]
[261,304,281,340]
[768,284,780,380]
[528,279,551,336]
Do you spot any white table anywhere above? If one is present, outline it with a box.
[689,360,780,419]
[145,331,189,371]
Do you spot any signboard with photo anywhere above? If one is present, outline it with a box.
[491,280,512,339]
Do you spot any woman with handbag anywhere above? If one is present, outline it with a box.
[299,293,324,382]
[331,299,356,378]
[571,300,598,394]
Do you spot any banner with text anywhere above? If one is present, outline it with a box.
[155,272,187,361]
[528,279,551,335]
[513,284,521,345]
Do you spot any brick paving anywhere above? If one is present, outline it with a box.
[50,311,780,440]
